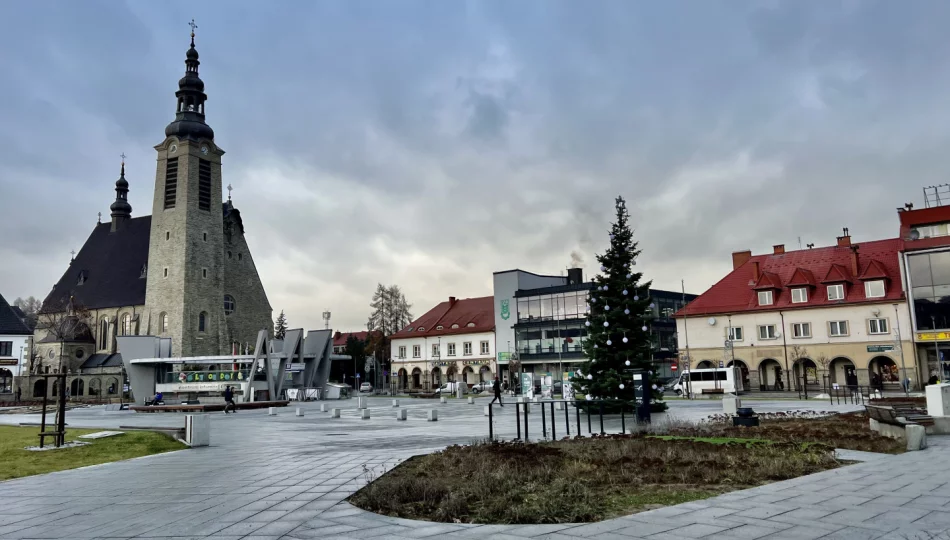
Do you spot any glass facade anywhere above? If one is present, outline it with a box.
[515,323,588,357]
[908,252,950,330]
[516,291,589,322]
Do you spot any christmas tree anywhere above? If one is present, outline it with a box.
[570,196,667,412]
[274,310,288,340]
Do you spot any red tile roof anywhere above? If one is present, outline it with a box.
[676,238,904,317]
[391,296,495,339]
[332,330,381,347]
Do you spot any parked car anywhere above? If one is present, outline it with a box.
[470,381,493,393]
[436,381,468,395]
[359,382,373,393]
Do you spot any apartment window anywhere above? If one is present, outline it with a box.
[198,312,207,332]
[447,343,456,356]
[865,280,886,299]
[0,341,12,357]
[480,341,490,355]
[791,288,808,304]
[412,345,421,358]
[432,344,440,358]
[757,290,773,306]
[829,320,849,337]
[463,342,473,355]
[727,327,743,342]
[758,325,777,340]
[198,159,212,211]
[869,318,889,335]
[792,322,811,338]
[398,346,406,359]
[827,284,844,301]
[223,295,235,315]
[163,157,178,209]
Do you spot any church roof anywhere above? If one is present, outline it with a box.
[80,353,124,369]
[0,293,32,335]
[43,216,152,312]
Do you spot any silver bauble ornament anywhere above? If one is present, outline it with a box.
[625,360,631,366]
[623,290,628,295]
[624,309,630,315]
[587,374,593,380]
[605,305,610,311]
[649,303,655,309]
[641,325,648,331]
[634,295,639,301]
[622,337,628,343]
[600,265,606,272]
[619,384,625,390]
[603,285,608,291]
[585,320,591,326]
[604,321,609,327]
[606,340,612,346]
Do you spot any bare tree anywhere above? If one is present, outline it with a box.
[36,298,92,373]
[815,352,830,386]
[790,345,810,387]
[13,296,42,329]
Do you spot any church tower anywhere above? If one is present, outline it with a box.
[144,23,228,357]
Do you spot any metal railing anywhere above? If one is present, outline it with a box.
[487,399,651,442]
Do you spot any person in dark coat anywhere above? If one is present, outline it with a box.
[223,386,236,414]
[490,377,503,407]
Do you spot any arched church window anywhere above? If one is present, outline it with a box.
[99,317,109,350]
[223,295,235,316]
[121,314,132,336]
[198,312,207,332]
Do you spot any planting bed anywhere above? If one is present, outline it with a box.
[684,411,905,454]
[349,435,840,524]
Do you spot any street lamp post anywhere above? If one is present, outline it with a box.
[894,304,908,394]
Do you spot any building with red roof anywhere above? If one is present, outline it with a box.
[390,296,496,391]
[675,229,916,392]
[331,330,381,355]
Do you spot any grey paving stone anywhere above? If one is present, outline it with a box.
[759,525,846,540]
[644,522,730,538]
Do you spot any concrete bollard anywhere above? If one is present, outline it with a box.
[396,408,407,421]
[926,383,950,417]
[468,397,475,405]
[440,397,447,404]
[320,403,328,412]
[392,399,400,407]
[331,408,341,418]
[358,397,367,410]
[296,408,304,417]
[532,397,540,403]
[184,414,211,447]
[428,409,438,422]
[361,409,371,420]
[722,395,741,416]
[906,424,927,451]
[555,402,564,411]
[268,407,277,416]
[483,406,490,416]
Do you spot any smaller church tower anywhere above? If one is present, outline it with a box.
[110,157,132,232]
[144,21,228,357]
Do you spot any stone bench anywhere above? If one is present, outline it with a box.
[865,405,928,451]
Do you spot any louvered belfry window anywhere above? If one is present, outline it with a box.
[198,159,212,211]
[164,157,179,209]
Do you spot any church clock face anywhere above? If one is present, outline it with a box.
[200,145,209,155]
[169,144,177,154]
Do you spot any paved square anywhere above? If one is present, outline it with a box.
[1,398,948,539]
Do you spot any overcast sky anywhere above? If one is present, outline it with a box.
[1,0,946,332]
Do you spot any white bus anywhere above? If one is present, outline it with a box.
[672,367,744,395]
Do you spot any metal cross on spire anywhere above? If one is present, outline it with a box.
[227,183,233,202]
[120,152,126,164]
[70,250,76,262]
[97,212,101,224]
[189,19,198,37]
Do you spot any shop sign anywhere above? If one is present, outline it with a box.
[497,352,512,364]
[462,359,489,366]
[867,345,895,353]
[0,359,18,366]
[917,332,950,341]
[177,371,248,383]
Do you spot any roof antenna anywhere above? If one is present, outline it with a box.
[806,243,814,249]
[798,236,802,250]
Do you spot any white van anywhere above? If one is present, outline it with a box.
[436,382,467,395]
[672,367,744,396]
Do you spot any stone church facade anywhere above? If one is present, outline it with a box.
[23,30,271,401]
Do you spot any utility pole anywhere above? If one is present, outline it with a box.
[682,280,692,399]
[894,304,908,393]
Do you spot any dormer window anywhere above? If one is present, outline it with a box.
[140,264,147,279]
[827,284,844,301]
[418,327,425,332]
[77,271,86,286]
[436,325,444,330]
[865,280,886,299]
[791,288,808,304]
[451,324,459,329]
[467,322,475,328]
[757,290,773,306]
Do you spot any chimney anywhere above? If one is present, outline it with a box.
[449,296,457,306]
[773,244,785,255]
[850,245,860,277]
[732,250,752,270]
[567,267,583,284]
[752,261,760,282]
[836,227,851,247]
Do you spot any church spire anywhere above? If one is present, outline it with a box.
[164,19,214,142]
[110,154,132,232]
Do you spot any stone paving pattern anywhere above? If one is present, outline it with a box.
[2,398,948,539]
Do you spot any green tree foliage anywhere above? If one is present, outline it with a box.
[570,196,666,412]
[274,310,288,340]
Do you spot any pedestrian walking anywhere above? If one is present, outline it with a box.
[15,386,21,403]
[490,376,503,407]
[223,385,236,414]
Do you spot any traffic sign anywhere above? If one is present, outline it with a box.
[671,364,678,371]
[718,360,724,368]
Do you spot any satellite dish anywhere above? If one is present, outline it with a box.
[909,228,921,240]
[707,317,717,326]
